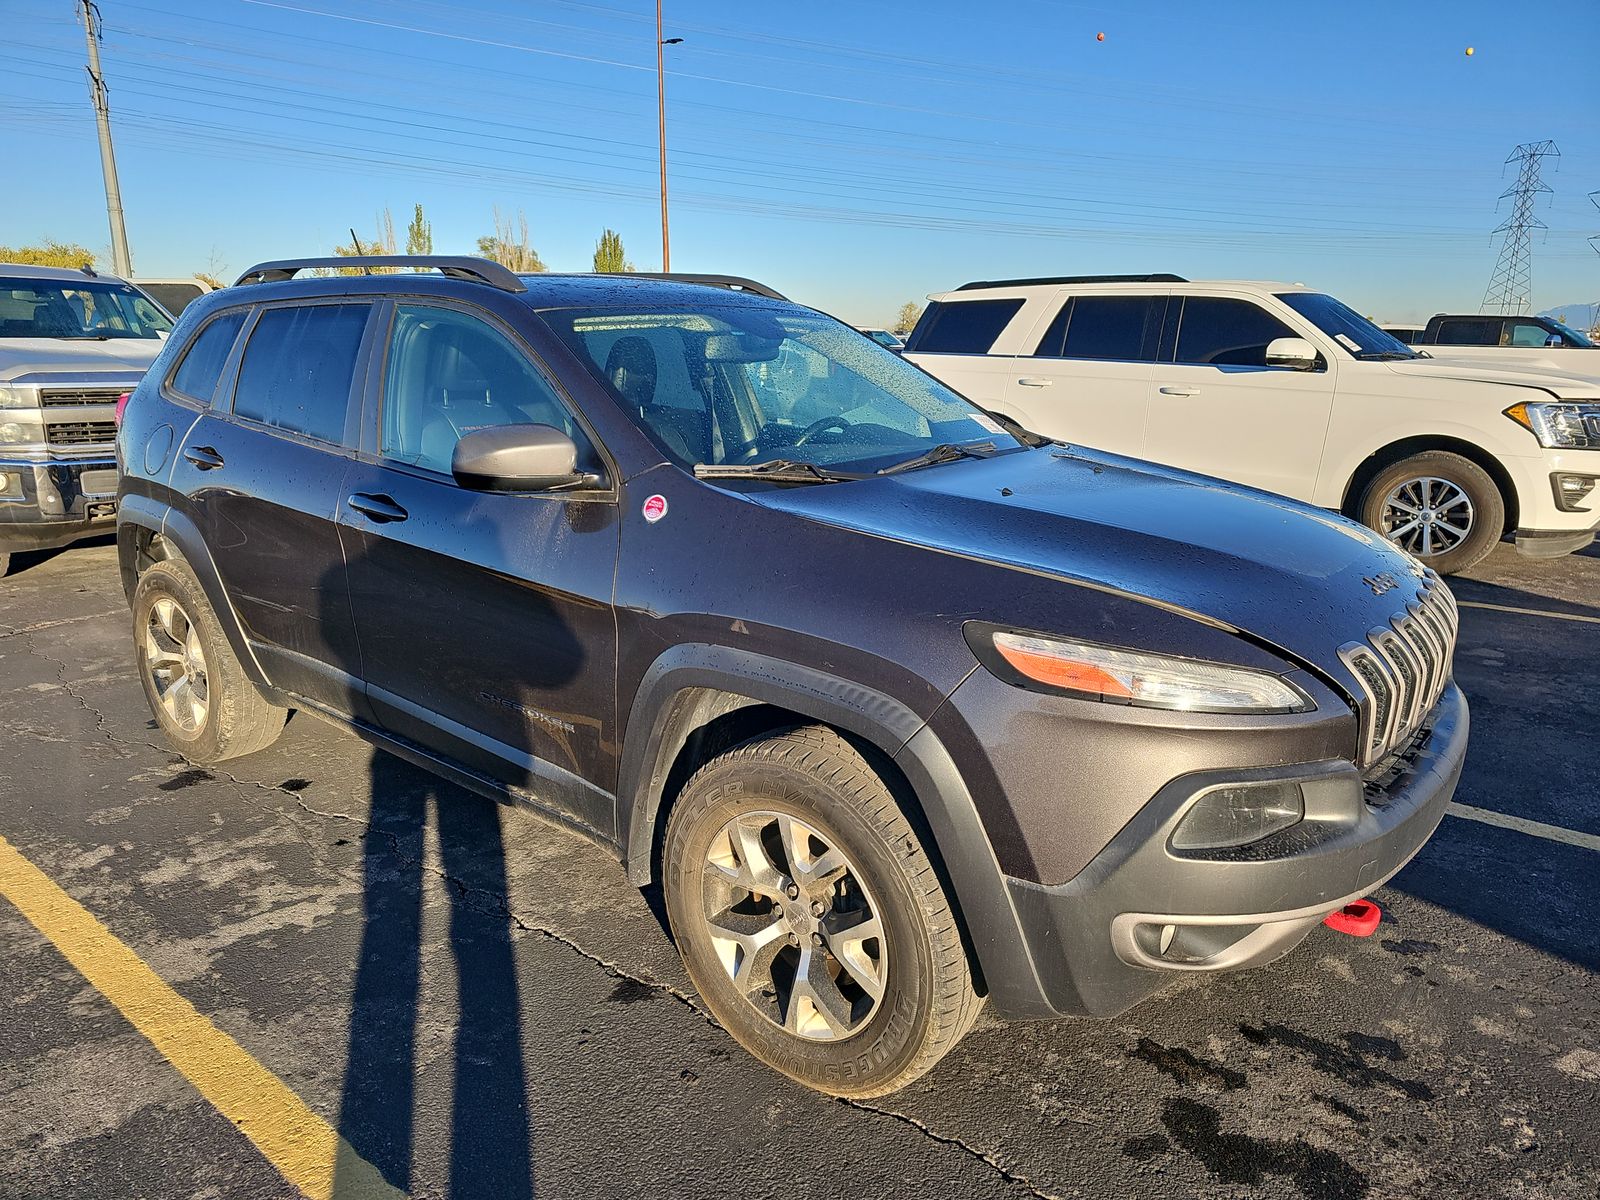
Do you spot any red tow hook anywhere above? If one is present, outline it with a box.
[1323,898,1382,937]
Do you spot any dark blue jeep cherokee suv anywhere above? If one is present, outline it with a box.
[117,256,1468,1096]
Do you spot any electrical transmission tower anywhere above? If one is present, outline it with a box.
[1587,190,1599,340]
[1480,140,1559,316]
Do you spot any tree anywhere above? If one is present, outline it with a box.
[195,272,225,290]
[592,228,634,274]
[893,301,924,335]
[476,207,545,273]
[405,203,432,264]
[0,240,95,269]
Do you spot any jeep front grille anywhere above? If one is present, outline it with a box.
[1340,574,1458,771]
[39,388,127,408]
[44,419,118,447]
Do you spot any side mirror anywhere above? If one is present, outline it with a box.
[1265,336,1320,371]
[451,424,598,493]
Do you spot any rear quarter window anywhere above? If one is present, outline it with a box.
[169,310,247,404]
[905,299,1023,354]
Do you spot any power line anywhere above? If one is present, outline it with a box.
[1481,140,1559,315]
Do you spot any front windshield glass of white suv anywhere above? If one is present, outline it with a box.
[0,277,173,340]
[545,306,1022,474]
[1276,292,1417,360]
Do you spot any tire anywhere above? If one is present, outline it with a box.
[132,558,288,763]
[1358,451,1504,575]
[663,724,981,1097]
[0,551,10,579]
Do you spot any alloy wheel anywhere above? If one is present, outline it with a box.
[144,596,210,733]
[1378,476,1474,559]
[700,810,887,1041]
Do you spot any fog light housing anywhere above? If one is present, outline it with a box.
[0,471,20,500]
[1171,781,1305,852]
[1551,472,1598,513]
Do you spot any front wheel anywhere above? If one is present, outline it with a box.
[663,725,980,1097]
[1358,451,1504,575]
[0,551,10,579]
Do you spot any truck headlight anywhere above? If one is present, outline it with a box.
[968,626,1312,714]
[0,385,39,410]
[0,415,45,447]
[1505,401,1600,450]
[1171,780,1305,851]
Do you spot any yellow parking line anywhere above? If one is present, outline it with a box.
[0,833,403,1200]
[1456,600,1600,626]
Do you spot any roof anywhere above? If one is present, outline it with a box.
[931,278,1312,301]
[513,273,787,309]
[0,263,125,283]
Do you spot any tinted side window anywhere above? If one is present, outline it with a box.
[170,310,246,403]
[1433,318,1500,346]
[1032,300,1073,357]
[908,299,1024,354]
[1173,298,1296,367]
[380,304,590,476]
[1058,296,1162,362]
[231,304,368,445]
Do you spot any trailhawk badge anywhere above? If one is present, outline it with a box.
[642,494,668,523]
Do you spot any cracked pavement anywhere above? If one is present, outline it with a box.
[1,536,1597,1200]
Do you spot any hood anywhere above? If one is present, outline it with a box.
[0,337,163,386]
[1382,355,1600,398]
[751,447,1428,674]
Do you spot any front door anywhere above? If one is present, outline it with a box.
[167,300,374,709]
[1000,292,1167,457]
[1143,295,1335,501]
[338,301,620,837]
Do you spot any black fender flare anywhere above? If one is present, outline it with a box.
[616,643,1055,1017]
[116,497,273,692]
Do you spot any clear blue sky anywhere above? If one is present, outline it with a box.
[4,0,1597,325]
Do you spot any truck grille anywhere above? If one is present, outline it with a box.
[1340,575,1458,772]
[39,388,127,408]
[45,420,118,447]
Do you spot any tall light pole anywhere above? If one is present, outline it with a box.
[656,2,682,272]
[77,0,132,276]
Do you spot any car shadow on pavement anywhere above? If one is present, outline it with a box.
[333,751,536,1199]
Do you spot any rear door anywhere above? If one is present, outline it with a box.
[338,300,621,837]
[166,300,375,710]
[902,294,1038,411]
[999,291,1166,456]
[1143,294,1334,500]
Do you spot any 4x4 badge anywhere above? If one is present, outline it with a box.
[1363,572,1399,596]
[642,494,668,523]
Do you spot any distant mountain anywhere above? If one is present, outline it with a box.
[1538,302,1599,332]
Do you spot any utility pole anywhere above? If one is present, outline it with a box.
[1480,140,1559,316]
[656,2,682,272]
[77,0,132,277]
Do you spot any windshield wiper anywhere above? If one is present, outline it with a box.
[693,459,862,484]
[980,409,1054,448]
[877,441,997,476]
[1357,351,1418,361]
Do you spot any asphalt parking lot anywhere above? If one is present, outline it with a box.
[1,535,1596,1200]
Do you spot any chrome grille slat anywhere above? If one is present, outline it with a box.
[1342,579,1457,771]
[39,388,127,408]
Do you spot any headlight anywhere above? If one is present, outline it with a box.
[1505,401,1600,450]
[0,415,45,447]
[969,627,1313,714]
[0,385,39,410]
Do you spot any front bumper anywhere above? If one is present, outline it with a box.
[1514,520,1598,559]
[1000,683,1468,1018]
[0,457,119,553]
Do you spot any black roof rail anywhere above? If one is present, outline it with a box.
[233,255,527,293]
[624,272,787,301]
[955,273,1187,290]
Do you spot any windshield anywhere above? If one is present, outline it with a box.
[0,276,173,340]
[544,305,1019,473]
[1547,319,1595,349]
[1277,292,1417,360]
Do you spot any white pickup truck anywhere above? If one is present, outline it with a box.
[1391,313,1600,374]
[904,275,1600,574]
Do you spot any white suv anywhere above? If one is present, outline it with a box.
[904,275,1600,573]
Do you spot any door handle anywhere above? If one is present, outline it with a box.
[346,493,409,523]
[1016,377,1055,388]
[1158,386,1199,397]
[182,445,224,470]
